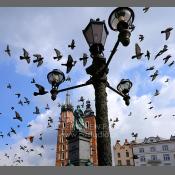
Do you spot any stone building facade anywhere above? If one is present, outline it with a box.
[113,139,134,166]
[133,136,175,166]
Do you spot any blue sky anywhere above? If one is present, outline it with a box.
[0,7,175,165]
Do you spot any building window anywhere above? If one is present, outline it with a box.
[140,156,146,162]
[162,145,169,151]
[86,122,89,129]
[118,160,122,166]
[163,154,170,161]
[126,151,129,157]
[61,162,64,166]
[66,152,68,159]
[118,153,120,158]
[63,122,66,128]
[151,155,157,161]
[139,148,144,153]
[62,145,65,151]
[61,152,65,160]
[150,147,156,152]
[126,160,130,166]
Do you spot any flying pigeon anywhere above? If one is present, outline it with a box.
[68,39,75,49]
[11,128,16,134]
[65,76,71,82]
[150,70,159,81]
[20,48,30,64]
[31,78,36,84]
[145,50,151,60]
[128,112,132,116]
[7,83,11,89]
[154,89,160,96]
[168,61,174,67]
[15,93,21,98]
[33,54,44,67]
[5,45,11,56]
[139,34,144,42]
[131,43,143,59]
[33,84,48,96]
[18,100,23,106]
[53,48,63,61]
[45,104,50,110]
[146,66,154,71]
[13,111,23,122]
[149,106,154,110]
[163,55,171,64]
[24,97,30,105]
[79,53,88,66]
[33,106,40,114]
[161,27,173,40]
[129,24,135,32]
[143,7,150,13]
[155,45,168,59]
[165,78,169,83]
[61,55,77,73]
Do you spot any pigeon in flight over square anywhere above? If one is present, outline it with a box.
[139,34,144,42]
[128,112,132,116]
[13,111,23,122]
[79,53,88,66]
[143,7,150,13]
[131,132,138,140]
[25,136,34,143]
[163,55,171,64]
[24,97,30,105]
[7,83,11,89]
[161,27,173,40]
[146,66,154,71]
[15,93,21,98]
[149,106,154,110]
[45,104,50,110]
[11,128,16,134]
[150,70,159,81]
[78,96,85,103]
[154,89,160,96]
[148,101,152,104]
[5,45,11,57]
[33,54,44,67]
[165,78,169,83]
[53,48,63,61]
[131,43,143,59]
[20,48,30,64]
[31,78,36,84]
[145,50,150,60]
[33,84,48,96]
[33,106,40,115]
[11,107,14,110]
[68,39,75,49]
[18,100,23,106]
[65,76,71,82]
[61,55,77,73]
[113,117,119,123]
[168,61,174,67]
[154,45,168,59]
[27,124,32,128]
[129,24,135,32]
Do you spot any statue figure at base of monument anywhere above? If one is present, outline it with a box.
[73,105,85,131]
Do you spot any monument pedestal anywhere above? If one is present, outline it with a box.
[66,130,92,166]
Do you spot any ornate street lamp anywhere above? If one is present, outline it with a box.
[45,7,135,166]
[83,18,109,57]
[47,69,65,101]
[117,79,133,105]
[108,7,135,46]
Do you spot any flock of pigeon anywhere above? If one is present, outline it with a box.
[0,38,91,165]
[109,8,175,141]
[0,7,175,165]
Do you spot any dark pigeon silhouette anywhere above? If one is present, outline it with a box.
[161,27,173,40]
[33,84,48,96]
[79,53,88,66]
[33,54,44,67]
[5,45,11,56]
[53,48,63,61]
[68,39,75,49]
[20,48,30,64]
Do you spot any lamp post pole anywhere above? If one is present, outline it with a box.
[86,56,112,165]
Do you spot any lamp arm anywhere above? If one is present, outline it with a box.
[57,79,92,93]
[106,82,125,97]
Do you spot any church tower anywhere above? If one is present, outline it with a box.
[55,92,74,166]
[84,100,98,166]
[55,94,98,166]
